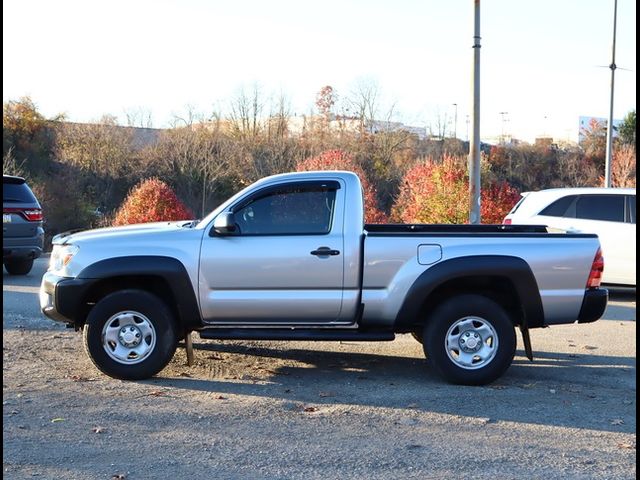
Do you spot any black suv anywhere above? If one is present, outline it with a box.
[3,175,44,275]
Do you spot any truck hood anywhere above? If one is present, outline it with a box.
[52,221,195,245]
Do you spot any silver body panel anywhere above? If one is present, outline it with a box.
[50,171,601,329]
[362,234,598,325]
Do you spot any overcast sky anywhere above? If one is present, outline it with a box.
[3,0,636,142]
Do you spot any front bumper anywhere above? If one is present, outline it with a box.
[577,288,608,323]
[40,272,96,325]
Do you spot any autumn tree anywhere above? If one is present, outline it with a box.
[316,86,337,121]
[295,149,387,223]
[392,155,520,224]
[112,178,193,226]
[580,118,607,161]
[3,97,57,174]
[611,144,636,188]
[618,109,636,149]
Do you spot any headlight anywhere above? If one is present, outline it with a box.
[50,244,79,272]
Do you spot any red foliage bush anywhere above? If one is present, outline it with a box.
[112,178,193,226]
[480,181,521,224]
[295,149,388,223]
[392,156,520,224]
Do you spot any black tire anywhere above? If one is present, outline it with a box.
[423,294,516,386]
[83,289,178,380]
[411,331,424,344]
[4,258,34,275]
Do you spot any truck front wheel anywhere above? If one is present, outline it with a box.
[83,290,178,380]
[423,294,516,385]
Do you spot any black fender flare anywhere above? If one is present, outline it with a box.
[77,256,202,330]
[394,255,544,330]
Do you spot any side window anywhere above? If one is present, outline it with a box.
[539,195,577,217]
[628,195,636,224]
[233,184,337,235]
[574,195,624,222]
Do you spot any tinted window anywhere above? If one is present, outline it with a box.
[234,185,336,235]
[628,195,636,224]
[3,182,38,204]
[539,195,577,217]
[575,195,624,222]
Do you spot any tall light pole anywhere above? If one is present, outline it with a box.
[499,111,509,144]
[604,0,618,188]
[468,0,481,224]
[466,114,470,142]
[452,103,458,139]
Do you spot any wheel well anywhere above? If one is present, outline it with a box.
[408,275,524,332]
[75,276,181,330]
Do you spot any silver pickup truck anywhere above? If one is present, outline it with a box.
[40,171,608,385]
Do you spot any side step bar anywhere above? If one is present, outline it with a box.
[197,328,395,342]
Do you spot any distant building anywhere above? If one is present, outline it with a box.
[285,114,427,139]
[578,116,622,143]
[534,137,554,148]
[481,135,524,146]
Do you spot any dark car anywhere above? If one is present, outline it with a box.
[3,175,44,275]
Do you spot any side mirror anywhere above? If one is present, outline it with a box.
[213,212,237,235]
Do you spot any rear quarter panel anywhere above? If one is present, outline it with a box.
[362,233,600,326]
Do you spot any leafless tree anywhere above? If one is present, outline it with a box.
[2,147,26,177]
[169,104,206,128]
[347,79,381,134]
[229,85,264,140]
[428,110,450,140]
[124,107,154,128]
[54,116,138,210]
[146,118,231,217]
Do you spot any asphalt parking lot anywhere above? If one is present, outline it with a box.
[3,257,636,479]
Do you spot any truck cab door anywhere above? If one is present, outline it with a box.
[198,180,346,324]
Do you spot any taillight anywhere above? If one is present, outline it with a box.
[23,209,43,221]
[503,218,512,225]
[3,207,43,222]
[586,248,604,289]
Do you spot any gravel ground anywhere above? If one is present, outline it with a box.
[3,259,636,480]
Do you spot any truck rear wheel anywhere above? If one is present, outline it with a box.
[83,290,178,380]
[423,294,516,385]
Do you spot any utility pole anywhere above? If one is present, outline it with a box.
[604,0,618,188]
[452,103,458,139]
[468,0,481,224]
[499,111,509,144]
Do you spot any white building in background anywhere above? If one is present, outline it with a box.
[286,114,427,139]
[578,116,622,143]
